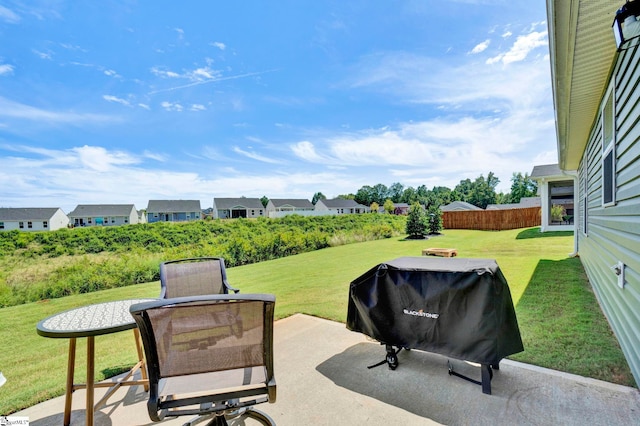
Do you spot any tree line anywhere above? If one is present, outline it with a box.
[315,171,537,211]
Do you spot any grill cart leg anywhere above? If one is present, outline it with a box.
[481,364,492,395]
[447,361,494,395]
[385,344,399,370]
[367,344,403,369]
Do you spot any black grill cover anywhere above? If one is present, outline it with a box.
[347,257,524,365]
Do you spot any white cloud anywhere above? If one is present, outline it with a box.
[487,30,548,65]
[32,49,52,60]
[143,150,167,162]
[1,11,557,204]
[71,145,139,172]
[0,64,14,75]
[288,106,554,193]
[232,146,283,164]
[291,141,328,163]
[0,5,20,23]
[470,39,490,54]
[292,33,556,193]
[161,101,183,112]
[103,95,131,106]
[148,69,274,95]
[348,43,551,115]
[70,61,95,68]
[150,67,181,78]
[150,65,223,84]
[190,66,220,80]
[0,144,351,211]
[60,43,86,52]
[0,96,119,125]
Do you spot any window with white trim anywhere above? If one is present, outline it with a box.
[602,87,616,207]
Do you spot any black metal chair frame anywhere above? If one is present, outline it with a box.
[130,294,276,426]
[159,257,239,299]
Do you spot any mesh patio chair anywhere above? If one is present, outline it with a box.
[160,257,239,299]
[130,294,276,426]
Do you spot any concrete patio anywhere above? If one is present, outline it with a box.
[16,314,640,426]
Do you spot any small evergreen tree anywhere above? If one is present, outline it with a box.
[370,201,380,213]
[405,202,427,239]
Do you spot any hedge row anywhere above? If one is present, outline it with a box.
[0,214,406,307]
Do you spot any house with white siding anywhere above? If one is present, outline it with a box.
[314,198,369,214]
[212,198,265,219]
[0,208,69,232]
[146,200,202,223]
[265,199,315,218]
[547,0,640,386]
[68,204,140,227]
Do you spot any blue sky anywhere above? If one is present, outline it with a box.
[0,0,556,212]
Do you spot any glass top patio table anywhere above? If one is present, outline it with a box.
[37,298,154,426]
[37,299,152,338]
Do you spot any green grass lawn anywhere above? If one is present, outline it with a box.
[0,227,634,415]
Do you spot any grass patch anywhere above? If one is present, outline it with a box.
[0,227,634,415]
[516,227,575,239]
[509,257,633,385]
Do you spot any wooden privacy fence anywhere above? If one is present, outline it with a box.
[442,207,541,231]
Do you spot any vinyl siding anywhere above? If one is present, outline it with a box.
[50,209,70,230]
[578,47,640,386]
[0,208,68,231]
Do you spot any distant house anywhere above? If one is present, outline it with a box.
[315,198,369,214]
[394,203,411,215]
[530,164,576,232]
[266,199,315,218]
[137,210,147,224]
[517,197,543,208]
[486,197,542,211]
[68,204,140,227]
[547,0,640,385]
[440,201,482,212]
[146,200,202,223]
[377,203,411,214]
[201,207,214,219]
[0,208,68,232]
[212,198,265,219]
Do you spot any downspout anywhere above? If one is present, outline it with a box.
[539,177,549,232]
[562,169,579,257]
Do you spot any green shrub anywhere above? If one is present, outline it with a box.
[405,203,427,239]
[0,214,406,307]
